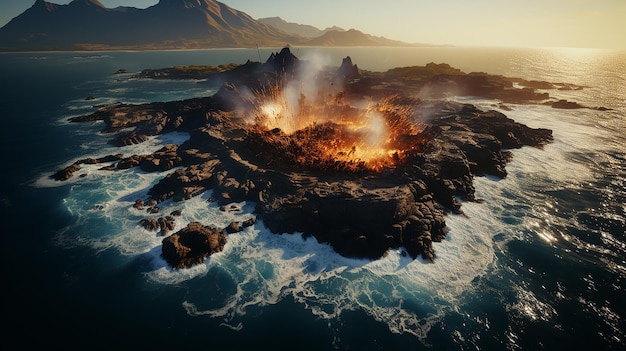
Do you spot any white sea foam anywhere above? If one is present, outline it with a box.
[51,94,606,343]
[48,99,554,341]
[447,97,626,332]
[33,131,190,189]
[51,133,504,340]
[451,97,607,192]
[153,189,504,339]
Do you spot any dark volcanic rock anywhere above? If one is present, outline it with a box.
[335,56,360,82]
[359,63,558,103]
[140,218,159,231]
[148,159,222,203]
[55,49,566,268]
[161,222,226,269]
[51,162,83,181]
[258,177,445,260]
[265,46,299,74]
[67,97,230,146]
[158,216,176,235]
[50,154,124,181]
[140,215,176,235]
[224,219,257,234]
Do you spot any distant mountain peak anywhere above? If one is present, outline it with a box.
[304,28,409,47]
[69,0,106,8]
[158,0,219,8]
[0,1,415,51]
[32,0,59,11]
[257,16,346,39]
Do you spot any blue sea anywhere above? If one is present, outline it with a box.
[1,47,624,350]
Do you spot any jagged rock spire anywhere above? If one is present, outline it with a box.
[264,46,299,74]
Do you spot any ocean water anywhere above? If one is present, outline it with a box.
[1,47,624,350]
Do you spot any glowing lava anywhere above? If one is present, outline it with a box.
[248,83,423,173]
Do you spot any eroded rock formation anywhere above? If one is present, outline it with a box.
[161,222,227,269]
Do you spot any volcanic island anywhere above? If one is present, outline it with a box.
[53,47,581,269]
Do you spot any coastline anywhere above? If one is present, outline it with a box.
[49,47,571,268]
[1,46,624,350]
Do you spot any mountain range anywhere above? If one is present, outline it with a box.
[257,17,347,38]
[0,0,422,52]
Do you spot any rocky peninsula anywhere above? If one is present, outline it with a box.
[53,48,563,269]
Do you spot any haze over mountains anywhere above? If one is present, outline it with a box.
[257,17,347,39]
[0,0,424,51]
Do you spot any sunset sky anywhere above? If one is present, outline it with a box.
[1,0,624,50]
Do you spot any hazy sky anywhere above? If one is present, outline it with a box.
[1,0,624,49]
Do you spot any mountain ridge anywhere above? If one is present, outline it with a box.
[0,0,421,51]
[303,28,409,47]
[257,16,346,39]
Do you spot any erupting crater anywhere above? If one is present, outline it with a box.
[246,92,430,174]
[56,47,553,268]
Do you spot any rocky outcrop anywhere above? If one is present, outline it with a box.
[334,56,360,84]
[133,63,241,80]
[161,222,226,269]
[161,218,256,269]
[66,97,230,147]
[55,49,561,268]
[140,215,176,235]
[51,154,124,180]
[256,177,445,260]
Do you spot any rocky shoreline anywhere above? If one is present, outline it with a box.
[53,48,563,269]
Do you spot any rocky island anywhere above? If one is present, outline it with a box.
[53,48,564,269]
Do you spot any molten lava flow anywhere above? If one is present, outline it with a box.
[248,82,426,173]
